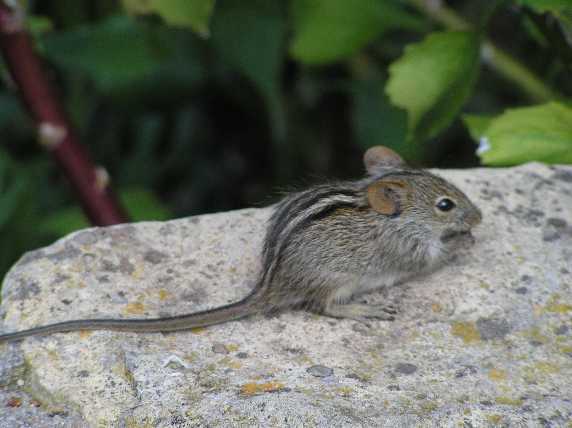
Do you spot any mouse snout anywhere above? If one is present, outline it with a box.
[464,206,482,227]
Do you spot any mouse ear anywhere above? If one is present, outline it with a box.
[367,179,409,216]
[363,146,406,175]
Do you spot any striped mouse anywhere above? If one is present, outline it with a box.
[0,146,482,343]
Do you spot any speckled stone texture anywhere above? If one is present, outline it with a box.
[1,163,571,427]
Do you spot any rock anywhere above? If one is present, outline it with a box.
[476,317,511,341]
[306,365,334,378]
[1,163,572,426]
[394,363,418,375]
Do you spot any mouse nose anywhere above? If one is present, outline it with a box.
[464,207,482,226]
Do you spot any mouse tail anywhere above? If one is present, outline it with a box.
[0,287,268,343]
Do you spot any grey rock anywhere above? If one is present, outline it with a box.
[0,345,25,387]
[0,388,86,427]
[395,363,418,375]
[307,365,334,378]
[542,226,561,242]
[455,365,478,378]
[1,163,572,426]
[476,317,511,340]
[552,168,572,182]
[211,343,229,354]
[546,217,567,229]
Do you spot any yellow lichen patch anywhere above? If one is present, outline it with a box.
[498,384,511,394]
[451,322,480,344]
[336,387,353,397]
[79,330,93,340]
[487,414,503,424]
[46,349,60,363]
[130,265,144,280]
[184,352,198,363]
[218,357,242,370]
[158,289,171,301]
[240,382,285,396]
[558,345,572,354]
[522,361,561,384]
[524,327,549,345]
[545,303,572,313]
[113,362,135,386]
[190,327,206,334]
[226,343,239,352]
[431,303,443,313]
[123,302,146,315]
[534,361,559,374]
[488,368,507,382]
[123,415,154,428]
[544,294,572,314]
[420,401,438,413]
[295,354,314,365]
[495,396,522,406]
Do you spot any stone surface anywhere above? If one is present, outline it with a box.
[1,163,571,427]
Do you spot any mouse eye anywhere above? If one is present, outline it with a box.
[436,198,456,212]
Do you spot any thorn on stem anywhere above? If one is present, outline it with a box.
[95,167,110,192]
[38,122,66,148]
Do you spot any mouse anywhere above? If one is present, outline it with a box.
[0,145,482,343]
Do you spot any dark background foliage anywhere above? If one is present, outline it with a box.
[0,0,570,282]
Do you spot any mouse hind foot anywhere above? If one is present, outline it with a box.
[321,301,397,322]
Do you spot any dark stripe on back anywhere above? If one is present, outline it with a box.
[271,186,357,236]
[262,197,358,286]
[263,186,357,263]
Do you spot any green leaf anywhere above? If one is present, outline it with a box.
[475,102,572,165]
[42,16,164,92]
[386,31,480,145]
[462,114,494,142]
[122,0,215,36]
[290,0,425,65]
[352,78,408,155]
[211,0,286,140]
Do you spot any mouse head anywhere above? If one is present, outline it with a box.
[363,146,482,250]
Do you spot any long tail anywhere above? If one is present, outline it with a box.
[0,289,264,343]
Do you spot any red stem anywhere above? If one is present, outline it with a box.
[0,3,128,226]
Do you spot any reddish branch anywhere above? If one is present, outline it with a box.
[0,2,128,226]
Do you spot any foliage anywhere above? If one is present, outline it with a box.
[386,31,480,154]
[289,0,424,64]
[0,0,571,282]
[466,102,572,165]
